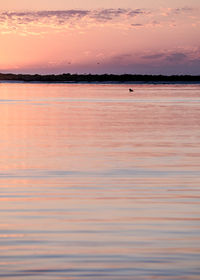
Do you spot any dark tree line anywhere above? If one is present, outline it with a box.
[0,73,200,83]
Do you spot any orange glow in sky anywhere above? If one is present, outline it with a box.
[0,0,200,74]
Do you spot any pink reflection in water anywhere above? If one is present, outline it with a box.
[0,83,200,279]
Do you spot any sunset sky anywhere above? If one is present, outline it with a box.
[0,0,200,74]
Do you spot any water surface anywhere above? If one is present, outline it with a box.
[0,83,200,279]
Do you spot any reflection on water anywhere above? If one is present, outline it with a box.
[0,83,200,279]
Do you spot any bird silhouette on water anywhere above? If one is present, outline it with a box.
[129,88,134,92]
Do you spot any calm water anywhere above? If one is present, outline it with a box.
[0,83,200,280]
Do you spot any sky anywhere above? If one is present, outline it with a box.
[0,0,200,74]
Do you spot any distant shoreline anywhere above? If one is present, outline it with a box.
[0,73,200,84]
[1,81,200,85]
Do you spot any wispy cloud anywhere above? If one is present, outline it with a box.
[131,23,144,27]
[170,7,195,15]
[0,6,199,35]
[141,50,198,64]
[0,8,148,35]
[142,53,165,60]
[165,52,188,62]
[0,8,146,25]
[109,48,200,66]
[90,8,145,21]
[0,10,90,24]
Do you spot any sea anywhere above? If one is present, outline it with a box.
[0,82,200,280]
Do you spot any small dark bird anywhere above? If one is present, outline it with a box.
[129,88,134,92]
